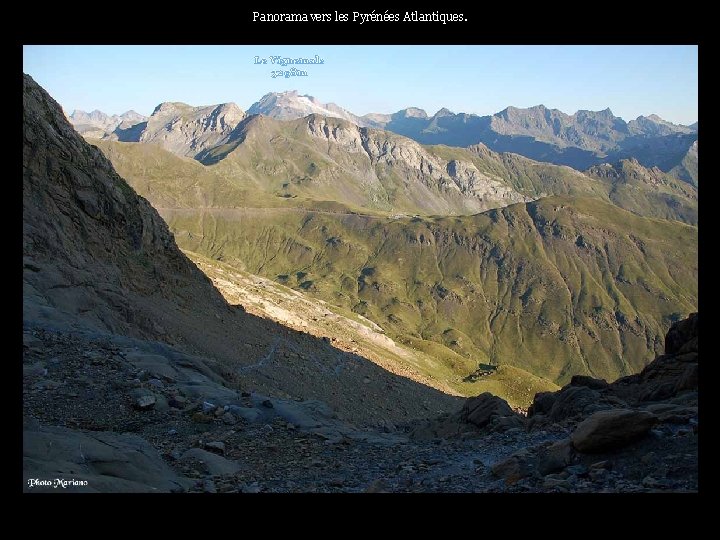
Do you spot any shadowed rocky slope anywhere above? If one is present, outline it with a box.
[23,72,462,471]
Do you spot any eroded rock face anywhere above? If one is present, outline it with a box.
[23,73,228,340]
[139,101,246,158]
[305,115,531,212]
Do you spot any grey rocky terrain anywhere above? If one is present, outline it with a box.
[138,102,246,158]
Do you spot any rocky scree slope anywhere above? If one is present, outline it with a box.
[23,72,461,431]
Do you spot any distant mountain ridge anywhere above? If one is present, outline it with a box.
[67,92,698,182]
[69,109,147,139]
[362,104,697,176]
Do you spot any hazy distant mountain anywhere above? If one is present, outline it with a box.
[628,114,696,137]
[248,91,370,127]
[69,109,147,138]
[242,94,698,179]
[670,140,698,186]
[362,104,698,178]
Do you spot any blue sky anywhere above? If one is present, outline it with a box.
[23,45,698,125]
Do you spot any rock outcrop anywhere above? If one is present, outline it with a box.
[304,114,531,213]
[411,392,526,440]
[24,73,230,341]
[138,101,246,158]
[525,313,698,435]
[23,419,191,493]
[570,409,659,453]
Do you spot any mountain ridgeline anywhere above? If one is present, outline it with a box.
[70,90,698,182]
[85,122,696,396]
[361,103,698,176]
[89,110,696,225]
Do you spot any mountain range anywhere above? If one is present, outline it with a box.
[70,91,697,184]
[361,103,697,179]
[24,73,698,492]
[68,109,148,140]
[63,89,698,398]
[85,120,696,396]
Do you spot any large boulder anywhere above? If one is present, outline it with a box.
[461,392,524,431]
[537,438,575,475]
[491,449,532,483]
[463,393,513,426]
[413,392,525,440]
[528,391,556,417]
[23,421,191,492]
[548,385,605,421]
[571,409,658,453]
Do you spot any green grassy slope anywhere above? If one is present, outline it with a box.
[161,196,697,386]
[183,249,559,406]
[585,159,697,225]
[92,136,697,398]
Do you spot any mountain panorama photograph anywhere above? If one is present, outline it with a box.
[22,45,698,493]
